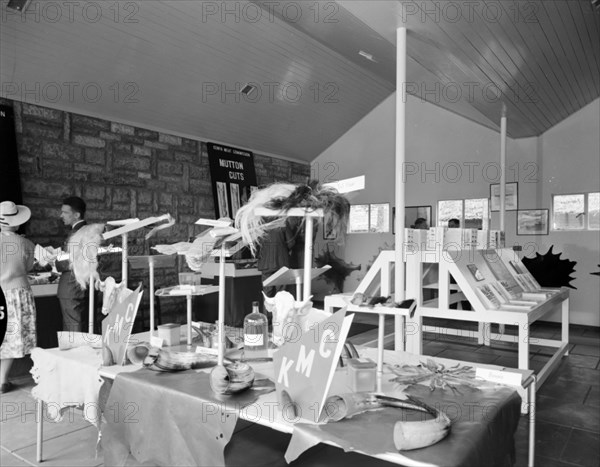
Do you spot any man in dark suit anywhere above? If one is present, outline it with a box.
[56,196,88,332]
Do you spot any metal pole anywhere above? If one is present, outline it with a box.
[217,245,226,365]
[121,232,128,287]
[149,257,155,336]
[186,293,192,346]
[36,400,43,462]
[88,277,94,334]
[394,27,407,351]
[303,216,314,300]
[500,114,507,231]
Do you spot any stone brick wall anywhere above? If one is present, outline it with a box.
[1,98,310,326]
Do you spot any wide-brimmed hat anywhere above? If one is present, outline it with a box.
[0,201,31,227]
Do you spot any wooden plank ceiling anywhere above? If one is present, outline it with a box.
[1,0,598,162]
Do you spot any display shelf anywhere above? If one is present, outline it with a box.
[324,244,568,407]
[155,285,220,345]
[404,246,569,397]
[324,250,415,373]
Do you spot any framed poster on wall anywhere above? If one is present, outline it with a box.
[490,182,518,211]
[207,143,257,219]
[517,209,549,235]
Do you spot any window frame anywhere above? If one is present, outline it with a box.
[551,192,590,231]
[347,202,390,234]
[437,198,489,229]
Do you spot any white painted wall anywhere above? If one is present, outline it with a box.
[312,94,600,326]
[533,100,600,325]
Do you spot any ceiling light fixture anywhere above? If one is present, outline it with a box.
[240,84,257,96]
[358,50,378,63]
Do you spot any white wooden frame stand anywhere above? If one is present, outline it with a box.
[404,247,569,409]
[324,250,415,374]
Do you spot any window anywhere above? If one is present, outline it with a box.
[552,192,600,231]
[348,203,390,233]
[369,203,390,233]
[465,198,489,230]
[437,198,489,229]
[588,193,599,230]
[552,194,585,230]
[437,200,462,226]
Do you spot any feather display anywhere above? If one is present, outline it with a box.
[235,181,350,255]
[234,183,294,254]
[69,223,105,289]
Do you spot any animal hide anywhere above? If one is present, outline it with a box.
[69,223,105,289]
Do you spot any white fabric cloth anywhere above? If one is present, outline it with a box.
[30,346,103,426]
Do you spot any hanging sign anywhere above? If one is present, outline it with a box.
[273,308,354,423]
[207,142,257,219]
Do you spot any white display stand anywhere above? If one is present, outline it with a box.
[154,285,220,345]
[128,255,176,336]
[263,265,331,301]
[324,244,569,406]
[324,250,415,373]
[254,207,323,301]
[404,246,569,396]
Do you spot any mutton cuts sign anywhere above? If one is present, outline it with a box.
[207,142,257,220]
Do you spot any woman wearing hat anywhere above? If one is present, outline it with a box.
[0,201,37,394]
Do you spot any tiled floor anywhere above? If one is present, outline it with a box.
[1,319,599,466]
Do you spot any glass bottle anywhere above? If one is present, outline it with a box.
[243,301,268,359]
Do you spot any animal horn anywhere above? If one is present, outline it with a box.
[393,412,451,450]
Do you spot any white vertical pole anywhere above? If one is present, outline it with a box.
[394,27,407,351]
[121,232,128,287]
[498,114,508,337]
[149,257,155,336]
[186,293,192,346]
[217,245,226,365]
[500,115,507,232]
[303,216,314,301]
[88,277,94,334]
[295,277,302,302]
[36,401,43,462]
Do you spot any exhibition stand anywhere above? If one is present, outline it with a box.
[404,246,569,394]
[31,338,535,467]
[128,254,177,336]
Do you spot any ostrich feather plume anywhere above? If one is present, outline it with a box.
[235,183,295,254]
[235,181,350,255]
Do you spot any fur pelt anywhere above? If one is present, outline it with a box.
[69,223,105,289]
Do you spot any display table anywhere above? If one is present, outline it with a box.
[99,347,535,467]
[30,341,535,467]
